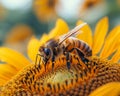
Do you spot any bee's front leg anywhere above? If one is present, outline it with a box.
[67,52,71,69]
[52,55,55,70]
[64,52,71,69]
[35,54,41,65]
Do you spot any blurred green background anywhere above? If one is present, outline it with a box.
[0,0,120,54]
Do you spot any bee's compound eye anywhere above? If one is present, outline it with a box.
[44,48,51,56]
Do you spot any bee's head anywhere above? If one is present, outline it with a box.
[39,46,52,63]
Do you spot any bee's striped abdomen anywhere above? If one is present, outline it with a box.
[64,37,92,57]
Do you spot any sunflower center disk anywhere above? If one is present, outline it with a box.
[1,56,120,96]
[30,55,120,95]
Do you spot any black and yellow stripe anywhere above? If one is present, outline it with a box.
[64,37,92,57]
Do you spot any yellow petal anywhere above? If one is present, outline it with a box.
[100,26,120,58]
[27,37,41,63]
[0,47,30,70]
[93,17,109,55]
[90,82,120,96]
[0,64,17,86]
[48,19,69,38]
[0,79,7,86]
[76,20,93,47]
[39,34,49,45]
[111,46,120,63]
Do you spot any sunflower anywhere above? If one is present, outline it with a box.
[80,0,103,11]
[117,0,120,6]
[5,24,33,44]
[33,0,58,22]
[0,4,7,20]
[4,24,33,54]
[0,17,120,96]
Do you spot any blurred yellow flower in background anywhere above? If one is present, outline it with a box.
[80,0,103,11]
[4,24,34,54]
[0,4,7,20]
[0,17,120,95]
[5,24,33,44]
[33,0,58,22]
[117,0,120,6]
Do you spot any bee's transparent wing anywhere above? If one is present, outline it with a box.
[59,23,87,45]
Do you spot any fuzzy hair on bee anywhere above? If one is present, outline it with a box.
[36,23,92,70]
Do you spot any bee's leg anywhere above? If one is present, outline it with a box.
[35,54,38,64]
[75,49,89,64]
[38,57,41,68]
[35,54,42,70]
[66,52,70,69]
[52,55,55,70]
[35,54,40,65]
[69,48,89,64]
[44,62,47,71]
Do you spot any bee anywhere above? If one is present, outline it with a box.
[36,23,92,70]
